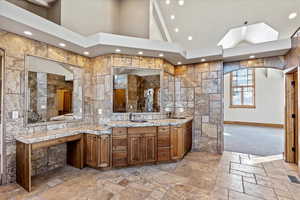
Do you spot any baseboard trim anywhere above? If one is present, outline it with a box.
[224,121,284,128]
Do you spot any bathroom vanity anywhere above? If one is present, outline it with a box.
[16,118,192,192]
[16,57,193,192]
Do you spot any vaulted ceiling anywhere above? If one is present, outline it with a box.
[158,0,300,50]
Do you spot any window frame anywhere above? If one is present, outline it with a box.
[230,68,256,109]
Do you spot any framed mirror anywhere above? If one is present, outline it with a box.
[113,67,162,113]
[25,56,83,125]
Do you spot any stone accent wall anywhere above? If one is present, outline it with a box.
[175,62,224,153]
[0,30,92,184]
[91,54,175,123]
[285,30,300,68]
[224,56,286,74]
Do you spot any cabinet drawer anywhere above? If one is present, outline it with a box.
[112,151,128,167]
[113,128,127,136]
[112,136,127,151]
[158,135,170,147]
[158,126,169,133]
[128,127,157,134]
[158,147,171,161]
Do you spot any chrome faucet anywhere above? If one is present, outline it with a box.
[129,113,134,121]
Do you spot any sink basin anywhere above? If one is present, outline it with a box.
[130,120,148,123]
[170,117,186,119]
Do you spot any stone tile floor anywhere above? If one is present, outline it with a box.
[0,151,300,200]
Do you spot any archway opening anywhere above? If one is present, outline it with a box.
[223,67,285,156]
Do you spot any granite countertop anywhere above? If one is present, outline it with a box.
[16,117,193,144]
[16,125,112,144]
[106,116,193,127]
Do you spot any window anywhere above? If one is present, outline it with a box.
[230,68,255,108]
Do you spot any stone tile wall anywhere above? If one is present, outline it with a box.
[285,29,300,69]
[91,54,175,123]
[224,56,286,74]
[0,30,92,184]
[175,62,224,153]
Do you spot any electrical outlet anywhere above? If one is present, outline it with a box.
[12,111,18,119]
[98,109,102,115]
[41,105,46,109]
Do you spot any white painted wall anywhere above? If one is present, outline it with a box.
[61,0,120,36]
[224,68,284,125]
[119,0,150,38]
[60,0,150,38]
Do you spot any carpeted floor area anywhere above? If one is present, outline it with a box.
[224,124,284,156]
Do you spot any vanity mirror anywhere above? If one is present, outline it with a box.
[25,56,83,124]
[113,67,162,113]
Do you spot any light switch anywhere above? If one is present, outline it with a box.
[98,109,102,115]
[12,111,18,119]
[41,105,46,109]
[80,108,82,113]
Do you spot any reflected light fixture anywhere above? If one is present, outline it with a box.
[24,31,32,36]
[178,0,184,6]
[289,12,297,19]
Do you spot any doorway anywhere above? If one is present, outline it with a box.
[223,67,285,156]
[285,66,299,165]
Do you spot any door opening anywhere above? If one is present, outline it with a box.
[284,67,299,165]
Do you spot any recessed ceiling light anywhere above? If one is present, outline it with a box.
[178,0,184,6]
[289,12,297,19]
[201,58,206,62]
[84,51,89,55]
[170,15,175,20]
[115,49,121,53]
[188,36,193,41]
[138,51,143,55]
[159,53,164,57]
[165,0,170,5]
[24,31,32,36]
[177,62,182,65]
[59,43,66,47]
[174,28,179,33]
[249,55,255,59]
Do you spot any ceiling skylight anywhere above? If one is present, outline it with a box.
[218,22,279,49]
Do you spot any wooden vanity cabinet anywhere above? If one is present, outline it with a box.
[112,128,128,167]
[128,127,157,165]
[84,134,111,168]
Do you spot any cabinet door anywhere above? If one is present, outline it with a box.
[170,127,184,160]
[97,135,111,168]
[85,134,98,167]
[143,134,157,163]
[128,136,143,165]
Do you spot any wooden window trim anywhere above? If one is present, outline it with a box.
[230,69,256,109]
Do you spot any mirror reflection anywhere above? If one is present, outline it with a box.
[113,67,161,113]
[27,56,83,124]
